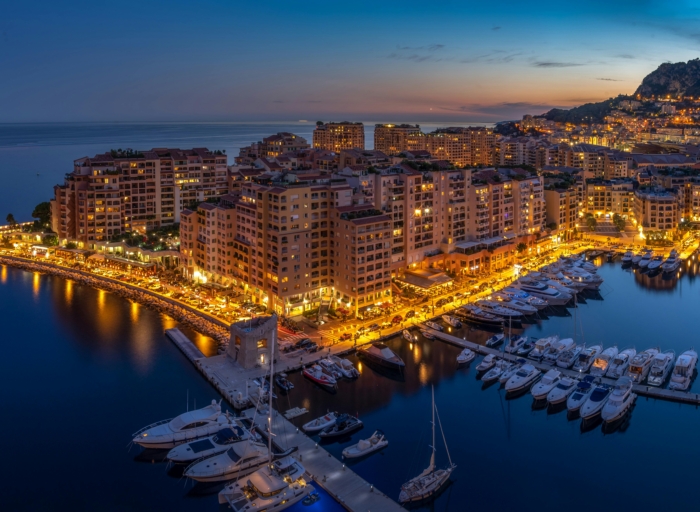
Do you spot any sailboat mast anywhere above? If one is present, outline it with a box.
[268,324,275,462]
[430,385,436,469]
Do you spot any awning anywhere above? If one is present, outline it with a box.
[395,269,453,289]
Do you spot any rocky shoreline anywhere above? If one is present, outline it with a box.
[0,256,230,346]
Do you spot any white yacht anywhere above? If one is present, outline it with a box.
[661,249,681,273]
[441,315,462,328]
[531,369,562,400]
[668,349,698,391]
[496,288,548,310]
[647,256,664,271]
[481,359,511,383]
[513,279,572,306]
[606,348,636,379]
[456,348,476,365]
[485,333,505,347]
[556,343,582,369]
[621,250,633,263]
[631,252,644,265]
[476,354,497,372]
[475,301,523,320]
[538,270,588,292]
[560,269,602,290]
[601,377,636,423]
[546,376,579,405]
[527,273,580,295]
[425,321,443,331]
[499,358,526,384]
[529,335,559,361]
[544,337,574,365]
[572,345,603,373]
[184,438,273,483]
[167,424,253,463]
[626,348,659,383]
[505,364,541,393]
[647,350,675,387]
[329,356,360,379]
[490,295,538,315]
[566,376,596,412]
[302,412,337,433]
[217,456,313,510]
[132,400,230,449]
[590,346,618,377]
[638,250,653,268]
[580,384,612,420]
[504,335,527,354]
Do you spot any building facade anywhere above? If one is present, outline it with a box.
[373,124,425,155]
[313,122,365,152]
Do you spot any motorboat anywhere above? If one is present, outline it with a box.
[420,329,436,340]
[495,288,548,310]
[531,369,562,400]
[505,364,541,392]
[546,376,579,405]
[668,349,698,391]
[482,359,511,383]
[357,343,405,370]
[184,439,272,482]
[441,315,462,328]
[638,250,653,268]
[590,346,618,377]
[491,295,538,315]
[647,350,675,387]
[274,373,294,391]
[342,430,388,459]
[319,414,363,439]
[543,337,573,365]
[425,321,443,331]
[526,273,579,295]
[626,348,660,383]
[566,375,596,412]
[475,301,523,320]
[606,348,636,379]
[621,250,634,263]
[572,344,602,373]
[399,386,455,505]
[302,365,337,389]
[560,269,602,290]
[555,343,582,369]
[218,455,313,510]
[513,279,572,306]
[476,354,498,372]
[457,348,476,365]
[504,335,527,354]
[500,358,527,384]
[302,412,338,433]
[403,329,415,342]
[330,356,360,379]
[580,384,612,420]
[661,249,681,273]
[516,340,535,356]
[318,358,343,380]
[529,335,559,362]
[132,399,230,449]
[457,305,504,328]
[601,377,636,423]
[537,270,588,292]
[631,252,644,265]
[647,256,663,271]
[485,333,505,347]
[167,424,253,463]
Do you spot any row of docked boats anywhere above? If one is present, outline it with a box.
[301,355,361,389]
[621,248,682,274]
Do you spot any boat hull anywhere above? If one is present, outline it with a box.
[358,350,405,371]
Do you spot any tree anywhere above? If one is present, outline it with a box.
[316,121,324,126]
[5,213,17,226]
[65,242,77,249]
[43,234,58,246]
[585,213,597,231]
[31,202,52,226]
[516,242,527,253]
[546,222,557,231]
[612,213,625,232]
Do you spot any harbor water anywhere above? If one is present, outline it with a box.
[2,257,700,510]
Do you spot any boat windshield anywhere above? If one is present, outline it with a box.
[226,448,242,463]
[515,369,529,377]
[556,381,573,389]
[590,388,608,401]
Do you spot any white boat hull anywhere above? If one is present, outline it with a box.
[601,393,636,423]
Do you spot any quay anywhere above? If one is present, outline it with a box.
[242,408,404,512]
[165,328,205,363]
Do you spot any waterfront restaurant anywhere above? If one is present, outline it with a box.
[394,268,453,295]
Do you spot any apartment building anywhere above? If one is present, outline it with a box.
[496,137,551,170]
[585,179,635,218]
[338,149,391,169]
[634,188,679,233]
[424,127,495,167]
[374,124,425,155]
[51,148,227,245]
[544,187,579,237]
[235,132,310,165]
[313,122,365,151]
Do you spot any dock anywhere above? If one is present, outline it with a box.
[165,328,205,363]
[242,408,404,512]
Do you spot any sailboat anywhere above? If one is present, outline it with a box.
[399,386,456,505]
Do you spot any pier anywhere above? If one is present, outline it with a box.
[165,328,205,363]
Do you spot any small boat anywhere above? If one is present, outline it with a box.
[516,341,535,356]
[626,348,660,383]
[403,329,415,342]
[566,375,596,412]
[342,430,388,459]
[482,359,511,383]
[505,364,541,392]
[621,250,634,263]
[274,373,294,391]
[601,377,636,423]
[330,356,360,378]
[184,439,272,482]
[661,249,681,273]
[132,399,229,449]
[590,346,618,377]
[358,343,405,370]
[303,412,338,433]
[495,288,548,310]
[457,305,504,328]
[647,256,663,271]
[531,369,562,400]
[303,365,338,389]
[556,344,582,369]
[485,333,505,347]
[529,335,559,361]
[647,350,676,387]
[546,376,579,405]
[476,354,498,372]
[441,315,462,328]
[631,252,644,265]
[606,348,636,379]
[543,337,574,365]
[420,329,436,340]
[504,335,527,354]
[572,344,602,373]
[500,358,527,384]
[318,358,343,380]
[638,250,653,268]
[425,321,443,331]
[319,414,363,439]
[303,491,321,506]
[457,348,476,365]
[580,384,611,420]
[668,349,698,391]
[167,424,252,463]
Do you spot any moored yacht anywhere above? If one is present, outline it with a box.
[543,337,573,365]
[546,376,578,405]
[590,346,618,377]
[358,343,405,370]
[621,250,634,263]
[606,348,636,379]
[580,384,611,420]
[661,249,681,273]
[505,364,541,393]
[499,358,527,384]
[555,342,582,369]
[668,349,698,391]
[531,369,562,400]
[572,345,603,373]
[490,295,538,315]
[167,424,253,463]
[638,250,653,268]
[302,365,337,389]
[631,252,644,265]
[647,350,676,387]
[184,439,272,482]
[626,348,660,383]
[504,335,527,354]
[330,356,360,379]
[529,335,559,361]
[441,315,462,328]
[485,333,505,347]
[566,375,596,412]
[513,279,572,306]
[456,348,476,365]
[457,305,504,328]
[476,354,498,372]
[425,321,443,331]
[495,288,548,310]
[475,301,524,320]
[403,329,415,342]
[647,256,663,271]
[302,412,337,433]
[481,359,511,383]
[601,377,636,423]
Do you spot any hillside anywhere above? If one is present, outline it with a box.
[543,96,627,124]
[635,58,700,98]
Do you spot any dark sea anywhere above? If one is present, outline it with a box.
[3,256,700,510]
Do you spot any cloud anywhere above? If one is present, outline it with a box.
[532,61,584,68]
[616,54,636,59]
[596,77,623,81]
[459,50,523,64]
[388,44,446,62]
[438,101,560,118]
[396,44,445,52]
[492,26,501,31]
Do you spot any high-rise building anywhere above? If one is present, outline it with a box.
[373,124,425,155]
[313,122,365,151]
[424,127,495,167]
[235,132,310,165]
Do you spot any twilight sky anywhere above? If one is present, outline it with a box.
[2,0,700,123]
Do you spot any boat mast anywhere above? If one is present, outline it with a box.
[429,385,436,472]
[268,325,275,464]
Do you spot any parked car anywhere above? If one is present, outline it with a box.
[405,310,416,319]
[293,338,313,350]
[436,298,448,307]
[391,315,403,323]
[339,333,352,341]
[305,342,320,353]
[368,323,380,332]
